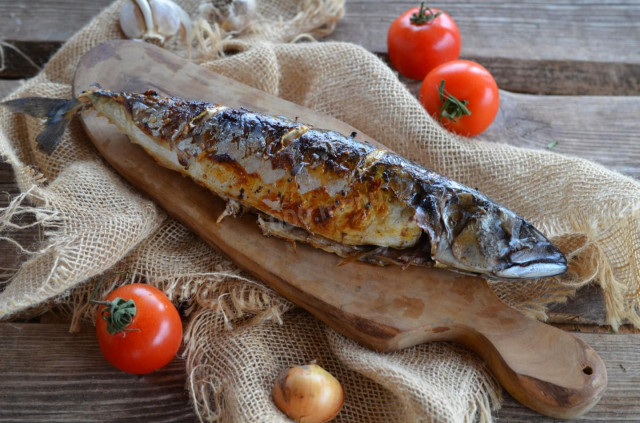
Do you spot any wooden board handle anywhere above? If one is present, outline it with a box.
[461,300,607,418]
[299,265,608,419]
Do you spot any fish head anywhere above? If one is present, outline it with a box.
[419,190,567,279]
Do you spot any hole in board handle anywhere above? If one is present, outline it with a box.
[583,366,593,375]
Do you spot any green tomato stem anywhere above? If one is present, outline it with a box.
[410,3,442,25]
[438,80,471,123]
[89,271,140,335]
[92,297,140,336]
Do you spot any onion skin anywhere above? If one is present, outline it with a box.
[272,363,344,423]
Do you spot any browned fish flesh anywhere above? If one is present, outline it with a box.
[3,89,567,279]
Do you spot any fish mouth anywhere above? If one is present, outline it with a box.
[494,242,568,279]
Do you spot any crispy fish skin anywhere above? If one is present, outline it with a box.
[90,90,423,249]
[2,89,567,279]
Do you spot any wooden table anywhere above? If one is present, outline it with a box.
[1,1,639,421]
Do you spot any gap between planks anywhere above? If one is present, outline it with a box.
[331,1,640,64]
[330,1,640,95]
[0,1,639,95]
[0,322,638,422]
[399,77,640,181]
[0,322,195,423]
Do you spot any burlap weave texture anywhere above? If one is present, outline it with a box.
[1,0,639,422]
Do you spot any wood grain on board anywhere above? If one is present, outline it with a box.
[499,331,640,422]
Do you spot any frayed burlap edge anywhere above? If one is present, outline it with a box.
[0,0,347,322]
[188,0,345,62]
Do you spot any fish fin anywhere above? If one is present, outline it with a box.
[337,248,380,267]
[2,97,69,119]
[216,199,242,223]
[2,97,81,154]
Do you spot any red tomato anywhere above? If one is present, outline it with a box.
[95,283,182,374]
[419,60,499,137]
[387,4,461,81]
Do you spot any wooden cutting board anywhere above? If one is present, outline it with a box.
[73,40,606,419]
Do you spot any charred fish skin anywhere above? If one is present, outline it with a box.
[2,89,567,279]
[97,89,424,249]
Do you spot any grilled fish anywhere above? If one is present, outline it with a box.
[3,88,567,279]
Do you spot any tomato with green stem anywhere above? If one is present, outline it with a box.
[419,60,500,137]
[94,283,182,374]
[387,3,461,81]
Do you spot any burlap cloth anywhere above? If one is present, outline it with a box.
[1,1,639,421]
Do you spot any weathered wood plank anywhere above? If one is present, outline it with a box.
[0,41,62,79]
[0,322,196,422]
[0,323,637,422]
[0,0,113,41]
[3,0,636,65]
[1,1,640,94]
[0,0,112,78]
[333,1,640,64]
[330,1,640,95]
[456,58,640,97]
[400,78,640,180]
[548,284,609,327]
[482,92,640,179]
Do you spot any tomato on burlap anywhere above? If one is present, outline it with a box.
[419,60,499,137]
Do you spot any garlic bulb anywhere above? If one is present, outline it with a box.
[199,0,257,33]
[120,0,192,46]
[272,363,344,423]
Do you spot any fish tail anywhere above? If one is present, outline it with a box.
[2,97,82,154]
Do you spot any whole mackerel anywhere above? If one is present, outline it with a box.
[3,88,567,279]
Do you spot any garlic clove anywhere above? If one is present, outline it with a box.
[135,0,156,36]
[149,0,181,37]
[119,0,148,39]
[119,0,193,46]
[174,2,193,43]
[229,0,256,31]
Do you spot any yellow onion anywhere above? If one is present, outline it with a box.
[272,363,344,423]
